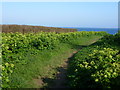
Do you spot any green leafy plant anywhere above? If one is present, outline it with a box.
[1,31,107,88]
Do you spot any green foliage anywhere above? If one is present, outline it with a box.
[1,31,107,88]
[89,48,120,87]
[68,33,120,88]
[1,63,14,88]
[118,30,120,33]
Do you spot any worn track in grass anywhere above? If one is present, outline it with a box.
[33,37,101,88]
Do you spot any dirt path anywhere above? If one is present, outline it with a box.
[32,49,79,88]
[48,50,79,88]
[46,38,99,88]
[33,38,100,88]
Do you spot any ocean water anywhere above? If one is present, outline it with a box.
[76,28,118,35]
[61,27,119,34]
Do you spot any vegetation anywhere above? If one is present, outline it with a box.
[1,25,77,33]
[1,31,107,88]
[68,33,120,88]
[118,30,120,33]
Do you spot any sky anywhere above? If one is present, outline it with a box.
[2,0,120,2]
[2,2,118,28]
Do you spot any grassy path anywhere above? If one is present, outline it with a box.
[48,50,78,88]
[32,46,79,88]
[8,35,101,88]
[35,36,101,88]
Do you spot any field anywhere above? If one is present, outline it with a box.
[1,25,77,33]
[1,29,120,88]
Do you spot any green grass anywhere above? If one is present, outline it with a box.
[9,43,75,88]
[8,35,102,88]
[74,36,101,45]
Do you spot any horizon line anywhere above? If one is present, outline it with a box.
[1,24,118,29]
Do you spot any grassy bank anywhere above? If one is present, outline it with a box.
[1,31,107,88]
[68,33,120,88]
[8,43,74,88]
[9,35,102,88]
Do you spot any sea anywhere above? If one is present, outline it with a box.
[62,27,119,35]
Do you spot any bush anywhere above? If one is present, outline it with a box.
[68,33,120,88]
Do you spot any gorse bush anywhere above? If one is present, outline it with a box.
[1,31,107,88]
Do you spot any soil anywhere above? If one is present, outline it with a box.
[32,38,98,88]
[48,50,79,88]
[32,50,79,88]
